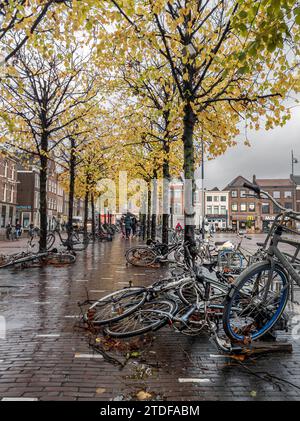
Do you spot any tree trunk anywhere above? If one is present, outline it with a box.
[141,213,146,240]
[146,181,151,239]
[39,134,48,252]
[91,191,95,238]
[183,102,196,244]
[84,189,89,235]
[151,174,157,241]
[68,137,76,236]
[162,147,170,244]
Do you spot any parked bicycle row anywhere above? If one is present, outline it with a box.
[83,182,300,352]
[0,221,119,269]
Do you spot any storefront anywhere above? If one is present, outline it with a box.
[230,215,256,232]
[16,205,32,229]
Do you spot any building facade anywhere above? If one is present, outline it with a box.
[0,150,18,236]
[16,168,40,229]
[17,163,67,230]
[205,188,229,230]
[224,176,260,231]
[255,176,294,232]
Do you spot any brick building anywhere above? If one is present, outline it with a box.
[255,176,294,232]
[224,175,260,231]
[16,167,40,229]
[17,162,67,230]
[0,149,18,236]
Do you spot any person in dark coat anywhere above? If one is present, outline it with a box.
[124,212,132,239]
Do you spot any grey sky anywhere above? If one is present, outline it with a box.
[197,107,300,190]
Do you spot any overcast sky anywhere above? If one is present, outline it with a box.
[196,106,300,190]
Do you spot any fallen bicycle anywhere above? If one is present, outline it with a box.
[0,249,76,268]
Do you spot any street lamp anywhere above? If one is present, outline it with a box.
[292,150,298,212]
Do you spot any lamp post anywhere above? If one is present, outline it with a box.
[292,150,298,212]
[201,138,205,240]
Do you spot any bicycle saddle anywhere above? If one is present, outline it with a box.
[256,242,264,247]
[202,261,217,272]
[214,241,225,246]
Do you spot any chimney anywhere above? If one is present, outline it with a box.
[253,175,257,184]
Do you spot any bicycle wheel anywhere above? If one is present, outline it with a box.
[46,233,56,250]
[85,287,147,325]
[218,250,243,272]
[104,299,178,338]
[223,261,289,343]
[179,279,228,309]
[125,246,156,267]
[70,232,89,251]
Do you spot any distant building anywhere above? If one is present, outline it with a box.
[224,175,260,231]
[16,167,40,229]
[0,149,18,236]
[17,161,68,230]
[204,188,229,230]
[255,176,294,232]
[290,174,300,213]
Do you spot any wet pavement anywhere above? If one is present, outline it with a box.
[0,234,300,401]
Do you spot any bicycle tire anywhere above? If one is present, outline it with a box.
[125,246,157,267]
[104,298,178,338]
[69,232,89,251]
[85,287,147,325]
[223,261,289,343]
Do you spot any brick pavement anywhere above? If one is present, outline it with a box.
[0,235,300,401]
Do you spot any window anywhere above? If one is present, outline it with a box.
[273,204,281,214]
[1,205,6,228]
[240,203,247,212]
[220,206,226,215]
[174,203,182,215]
[22,212,30,228]
[262,203,270,214]
[231,203,238,212]
[284,191,292,199]
[3,184,7,202]
[34,192,39,209]
[214,196,219,202]
[206,196,212,202]
[9,206,13,224]
[213,206,219,214]
[249,203,255,212]
[10,186,14,204]
[173,190,181,199]
[273,191,280,199]
[220,196,226,202]
[207,206,212,214]
[240,190,247,198]
[231,190,237,198]
[35,174,40,188]
[285,202,293,209]
[4,161,8,178]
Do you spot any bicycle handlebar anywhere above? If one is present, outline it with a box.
[243,182,300,216]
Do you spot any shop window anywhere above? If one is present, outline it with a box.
[262,203,270,214]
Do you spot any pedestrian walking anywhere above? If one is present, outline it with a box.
[124,212,132,239]
[131,215,138,237]
[15,220,22,239]
[5,223,12,240]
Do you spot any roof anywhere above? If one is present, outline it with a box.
[211,187,220,191]
[223,175,252,190]
[291,175,300,185]
[255,178,293,187]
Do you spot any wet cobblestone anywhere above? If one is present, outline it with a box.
[0,236,300,401]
